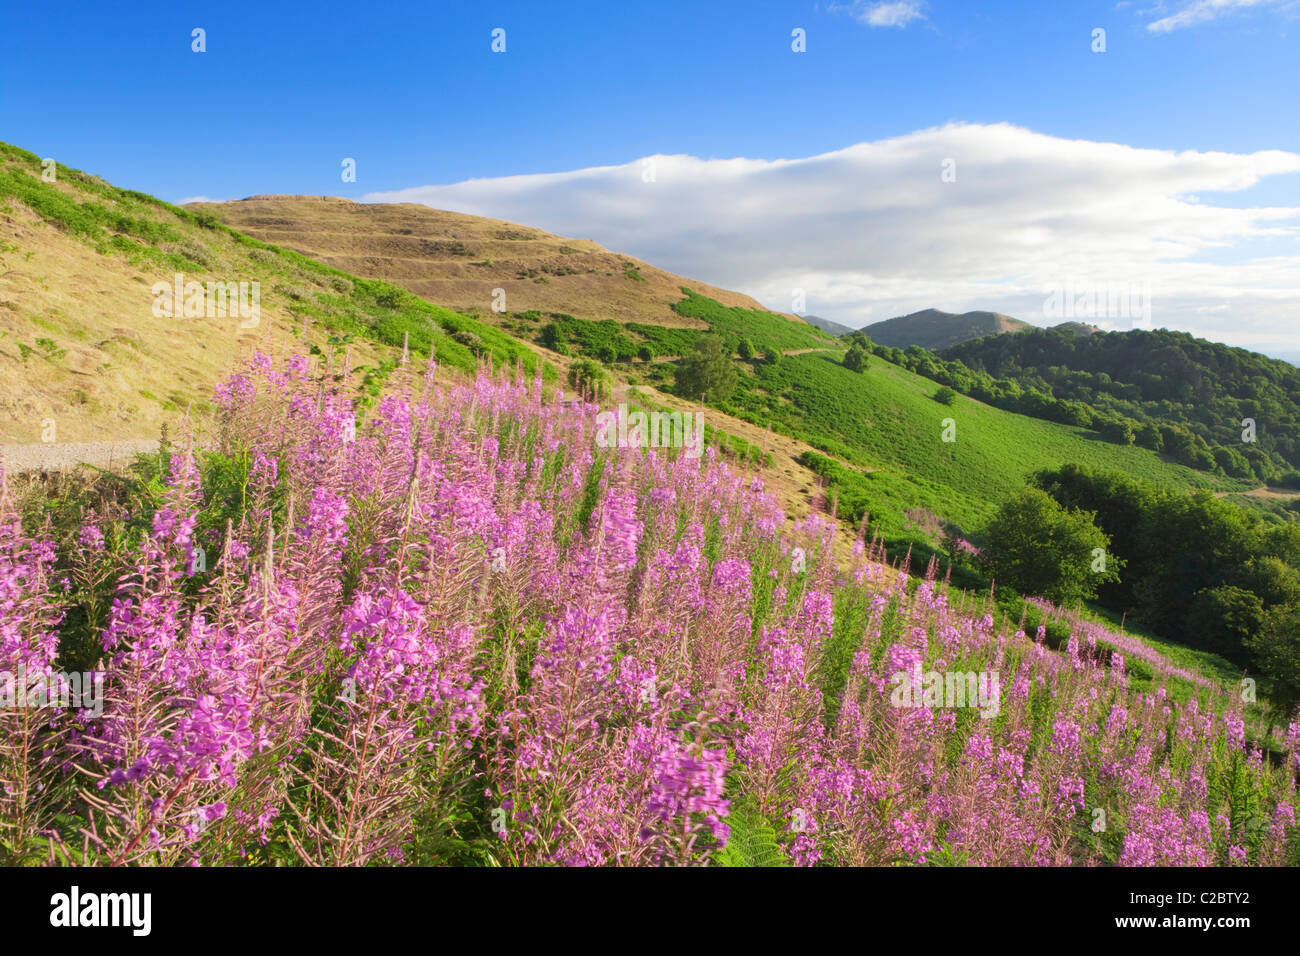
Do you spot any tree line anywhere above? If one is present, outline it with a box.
[979,463,1300,709]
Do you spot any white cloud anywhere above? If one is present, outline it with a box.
[829,1,927,28]
[1146,0,1287,33]
[363,123,1300,357]
[175,196,223,205]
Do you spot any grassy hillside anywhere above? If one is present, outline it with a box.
[191,194,805,331]
[943,325,1300,485]
[492,288,835,365]
[0,141,543,442]
[0,137,1248,544]
[646,347,1243,539]
[186,186,1232,552]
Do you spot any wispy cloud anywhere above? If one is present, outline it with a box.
[830,1,927,29]
[364,123,1300,355]
[175,196,224,205]
[1146,0,1287,33]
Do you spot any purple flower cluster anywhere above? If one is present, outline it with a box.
[1,352,1296,868]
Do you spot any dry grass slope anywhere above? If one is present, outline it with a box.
[0,196,365,445]
[191,196,807,332]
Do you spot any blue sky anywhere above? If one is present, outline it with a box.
[2,0,1298,353]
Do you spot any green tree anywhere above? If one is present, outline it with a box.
[1245,603,1300,711]
[1033,463,1156,611]
[1099,418,1135,445]
[674,334,738,402]
[1136,422,1164,452]
[934,386,958,406]
[980,487,1121,605]
[539,321,565,351]
[737,338,755,361]
[1186,586,1264,660]
[1130,491,1257,639]
[1235,555,1300,609]
[1213,445,1253,479]
[567,358,610,403]
[451,330,484,355]
[843,344,869,373]
[637,345,653,363]
[764,348,782,366]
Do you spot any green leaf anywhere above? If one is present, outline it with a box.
[714,806,790,867]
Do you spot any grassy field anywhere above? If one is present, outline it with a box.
[498,289,837,365]
[687,348,1243,538]
[668,288,837,352]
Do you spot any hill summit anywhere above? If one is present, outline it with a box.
[189,195,801,332]
[862,308,1032,350]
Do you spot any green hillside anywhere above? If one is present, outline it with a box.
[506,287,837,363]
[0,135,1249,547]
[647,346,1243,539]
[942,325,1300,485]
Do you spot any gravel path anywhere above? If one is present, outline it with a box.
[1,439,160,473]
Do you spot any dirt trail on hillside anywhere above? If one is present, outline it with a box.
[2,439,159,473]
[646,346,838,365]
[1214,486,1300,500]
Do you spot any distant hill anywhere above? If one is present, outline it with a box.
[801,314,858,337]
[940,325,1300,483]
[1052,321,1101,337]
[862,308,1032,350]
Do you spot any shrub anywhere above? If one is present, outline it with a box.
[980,487,1121,605]
[843,344,869,373]
[1098,418,1135,445]
[539,322,565,351]
[1245,603,1300,711]
[1135,423,1163,452]
[452,330,485,355]
[1187,586,1264,660]
[567,358,610,402]
[674,334,738,403]
[1213,446,1253,479]
[374,286,405,309]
